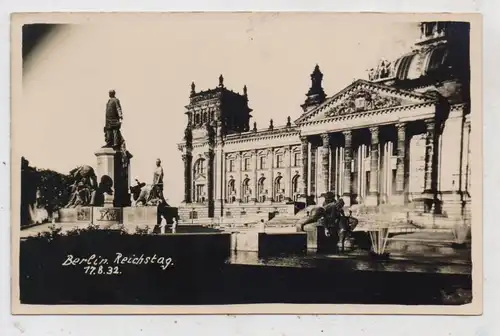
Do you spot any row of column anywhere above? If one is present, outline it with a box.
[182,118,437,207]
[299,118,436,205]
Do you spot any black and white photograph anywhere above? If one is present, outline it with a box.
[11,13,482,314]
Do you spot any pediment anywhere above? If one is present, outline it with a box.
[296,79,436,124]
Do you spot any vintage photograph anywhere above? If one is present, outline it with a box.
[12,13,481,314]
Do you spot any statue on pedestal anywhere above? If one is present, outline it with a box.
[103,89,124,149]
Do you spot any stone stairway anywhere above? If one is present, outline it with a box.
[265,205,316,227]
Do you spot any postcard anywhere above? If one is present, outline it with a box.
[11,12,482,315]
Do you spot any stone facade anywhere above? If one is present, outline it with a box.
[177,22,472,221]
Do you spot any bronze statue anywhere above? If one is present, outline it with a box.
[103,89,123,148]
[90,175,114,207]
[65,165,98,208]
[296,192,359,253]
[150,159,165,202]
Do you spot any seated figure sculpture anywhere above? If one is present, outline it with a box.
[64,165,98,208]
[296,192,359,253]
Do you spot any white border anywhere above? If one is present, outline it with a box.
[1,0,498,335]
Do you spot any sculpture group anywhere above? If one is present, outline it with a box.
[65,90,166,208]
[296,192,359,253]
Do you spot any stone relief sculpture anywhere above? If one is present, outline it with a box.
[325,90,403,117]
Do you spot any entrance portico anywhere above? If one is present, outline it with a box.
[296,80,441,209]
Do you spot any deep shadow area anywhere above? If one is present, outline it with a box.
[19,230,472,306]
[22,24,58,67]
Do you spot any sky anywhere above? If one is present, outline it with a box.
[18,14,420,205]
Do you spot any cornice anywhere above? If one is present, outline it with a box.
[299,101,436,127]
[223,126,300,145]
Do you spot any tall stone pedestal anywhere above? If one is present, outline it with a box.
[95,147,133,208]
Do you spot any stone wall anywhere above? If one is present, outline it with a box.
[123,206,158,226]
[177,202,296,222]
[58,207,93,224]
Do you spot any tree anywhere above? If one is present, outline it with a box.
[20,157,73,225]
[35,168,72,216]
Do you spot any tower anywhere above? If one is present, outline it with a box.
[184,75,253,141]
[182,75,253,217]
[301,64,327,113]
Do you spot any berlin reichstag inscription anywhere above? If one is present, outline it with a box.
[14,14,480,314]
[62,253,175,274]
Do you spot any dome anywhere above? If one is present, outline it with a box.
[368,42,449,82]
[392,43,449,81]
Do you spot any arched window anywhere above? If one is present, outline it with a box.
[274,176,284,202]
[203,112,208,123]
[194,159,205,177]
[228,179,236,194]
[241,178,250,203]
[194,113,200,125]
[257,177,266,203]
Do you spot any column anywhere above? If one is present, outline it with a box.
[320,133,330,198]
[330,143,337,194]
[299,136,309,201]
[252,150,258,202]
[214,145,224,211]
[366,127,379,206]
[423,118,435,194]
[219,149,225,216]
[285,146,292,201]
[269,148,274,203]
[205,150,215,217]
[394,122,406,204]
[310,144,317,199]
[182,153,193,203]
[342,130,352,206]
[236,152,242,202]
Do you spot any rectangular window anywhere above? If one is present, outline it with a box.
[276,155,283,168]
[293,153,300,167]
[244,158,250,171]
[259,156,267,169]
[228,160,235,172]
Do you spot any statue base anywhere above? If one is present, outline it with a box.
[94,147,133,208]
